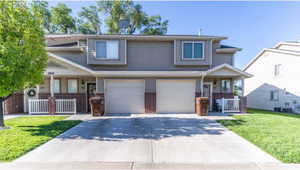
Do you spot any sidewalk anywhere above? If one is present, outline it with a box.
[0,162,299,170]
[3,115,24,120]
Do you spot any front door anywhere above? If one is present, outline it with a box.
[87,83,96,112]
[203,83,213,111]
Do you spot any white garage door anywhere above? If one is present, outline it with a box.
[157,80,196,113]
[105,80,144,114]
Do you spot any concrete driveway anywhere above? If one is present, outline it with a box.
[16,115,279,164]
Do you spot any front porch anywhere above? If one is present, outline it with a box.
[26,76,97,114]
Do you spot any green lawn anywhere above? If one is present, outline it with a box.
[218,109,300,163]
[0,116,81,162]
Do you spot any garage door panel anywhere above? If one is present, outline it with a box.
[105,80,144,114]
[157,80,195,113]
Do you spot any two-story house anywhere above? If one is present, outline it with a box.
[4,34,251,114]
[244,41,300,113]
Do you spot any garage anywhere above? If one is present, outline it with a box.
[156,80,196,113]
[105,79,145,114]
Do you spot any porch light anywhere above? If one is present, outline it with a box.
[81,80,85,89]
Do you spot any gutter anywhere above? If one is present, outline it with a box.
[46,47,85,52]
[215,48,242,54]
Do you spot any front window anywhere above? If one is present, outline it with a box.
[68,79,78,93]
[96,40,119,59]
[270,90,279,101]
[221,80,231,92]
[182,41,204,59]
[53,79,60,93]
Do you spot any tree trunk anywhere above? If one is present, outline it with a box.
[0,94,12,127]
[0,98,4,127]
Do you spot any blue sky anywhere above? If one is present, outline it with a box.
[49,1,300,69]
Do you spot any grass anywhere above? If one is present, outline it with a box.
[0,116,81,162]
[218,109,300,163]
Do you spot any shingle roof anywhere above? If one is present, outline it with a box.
[45,33,227,41]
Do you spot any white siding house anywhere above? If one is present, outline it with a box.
[244,41,300,113]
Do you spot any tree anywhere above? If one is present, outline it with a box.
[97,0,132,34]
[51,3,76,34]
[77,5,101,34]
[0,1,48,127]
[98,0,162,35]
[126,4,147,34]
[142,15,168,35]
[31,1,56,33]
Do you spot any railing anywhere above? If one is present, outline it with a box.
[216,97,240,113]
[221,98,240,113]
[56,99,76,114]
[28,99,49,114]
[28,99,76,114]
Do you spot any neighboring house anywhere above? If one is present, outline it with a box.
[4,34,251,114]
[244,41,300,113]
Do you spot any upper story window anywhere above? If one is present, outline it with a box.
[95,40,119,59]
[274,64,281,77]
[67,79,78,93]
[182,41,204,59]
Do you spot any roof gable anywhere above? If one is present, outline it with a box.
[207,64,252,78]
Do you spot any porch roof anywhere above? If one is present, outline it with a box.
[205,64,252,78]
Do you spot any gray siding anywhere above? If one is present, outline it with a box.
[212,53,234,66]
[87,38,126,65]
[212,42,234,67]
[96,78,104,93]
[51,40,235,71]
[95,77,231,94]
[51,51,88,67]
[96,77,200,94]
[126,41,174,70]
[89,40,209,71]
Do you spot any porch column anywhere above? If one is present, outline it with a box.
[200,74,206,97]
[49,73,54,97]
[48,72,55,115]
[241,77,245,96]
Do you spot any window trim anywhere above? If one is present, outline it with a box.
[67,78,79,93]
[181,41,205,60]
[95,40,120,60]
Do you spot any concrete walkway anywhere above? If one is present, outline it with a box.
[1,162,300,170]
[16,114,278,164]
[3,115,24,120]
